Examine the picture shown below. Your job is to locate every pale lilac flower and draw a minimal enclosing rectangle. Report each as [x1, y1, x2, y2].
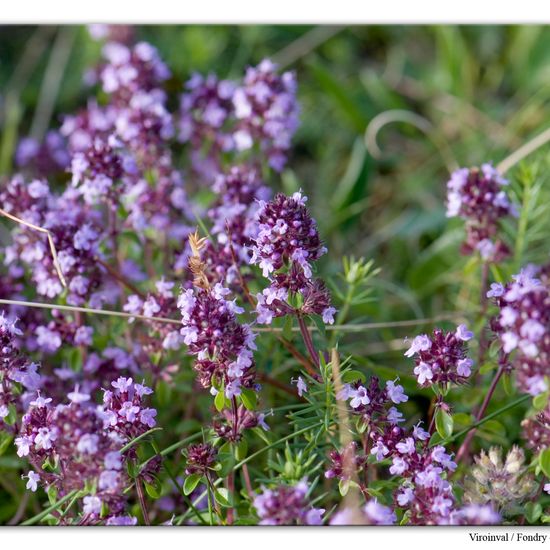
[292, 376, 308, 397]
[414, 362, 434, 385]
[389, 456, 409, 475]
[395, 437, 416, 455]
[457, 358, 473, 377]
[349, 386, 370, 409]
[83, 495, 102, 515]
[363, 500, 396, 525]
[404, 334, 431, 357]
[386, 379, 408, 404]
[456, 324, 474, 341]
[24, 471, 40, 492]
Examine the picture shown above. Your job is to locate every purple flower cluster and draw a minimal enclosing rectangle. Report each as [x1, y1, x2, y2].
[1, 177, 114, 306]
[487, 267, 550, 396]
[16, 389, 131, 523]
[184, 442, 218, 476]
[195, 165, 270, 287]
[102, 376, 157, 441]
[404, 325, 474, 387]
[446, 164, 517, 261]
[233, 59, 299, 172]
[253, 480, 324, 525]
[179, 59, 298, 175]
[0, 313, 41, 424]
[16, 131, 70, 176]
[124, 278, 183, 353]
[61, 41, 190, 240]
[250, 191, 336, 325]
[178, 283, 257, 397]
[522, 403, 550, 453]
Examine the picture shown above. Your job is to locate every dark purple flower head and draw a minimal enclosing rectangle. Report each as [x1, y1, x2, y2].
[184, 442, 218, 476]
[179, 284, 256, 395]
[446, 164, 517, 261]
[404, 325, 474, 387]
[251, 191, 326, 278]
[324, 441, 367, 481]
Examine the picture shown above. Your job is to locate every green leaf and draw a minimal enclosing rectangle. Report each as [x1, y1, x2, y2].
[525, 502, 543, 524]
[282, 315, 293, 340]
[214, 452, 234, 478]
[183, 474, 203, 496]
[533, 392, 549, 411]
[144, 478, 162, 499]
[0, 432, 13, 456]
[342, 370, 366, 384]
[214, 390, 226, 412]
[240, 389, 257, 411]
[338, 478, 349, 496]
[539, 448, 550, 478]
[235, 438, 248, 461]
[214, 487, 232, 508]
[435, 409, 453, 439]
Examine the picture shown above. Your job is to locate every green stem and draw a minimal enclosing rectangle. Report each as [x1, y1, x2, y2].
[21, 489, 79, 526]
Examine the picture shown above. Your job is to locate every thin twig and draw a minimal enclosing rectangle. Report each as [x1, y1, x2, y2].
[0, 298, 467, 333]
[0, 208, 66, 287]
[497, 127, 550, 174]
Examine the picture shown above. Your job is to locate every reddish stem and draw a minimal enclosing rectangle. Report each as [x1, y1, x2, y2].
[456, 365, 505, 463]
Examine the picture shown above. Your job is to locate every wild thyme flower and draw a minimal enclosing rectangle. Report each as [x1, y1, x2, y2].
[233, 59, 299, 171]
[253, 479, 324, 525]
[463, 446, 536, 516]
[16, 391, 130, 521]
[198, 165, 270, 287]
[70, 135, 127, 205]
[405, 325, 474, 388]
[184, 442, 218, 476]
[99, 41, 170, 101]
[178, 284, 257, 396]
[124, 278, 183, 353]
[0, 313, 42, 426]
[488, 267, 550, 396]
[15, 130, 69, 176]
[178, 73, 236, 178]
[445, 164, 517, 261]
[250, 191, 335, 325]
[522, 404, 550, 452]
[102, 376, 157, 441]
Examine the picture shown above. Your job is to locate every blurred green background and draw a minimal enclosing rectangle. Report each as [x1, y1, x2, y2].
[1, 24, 549, 370]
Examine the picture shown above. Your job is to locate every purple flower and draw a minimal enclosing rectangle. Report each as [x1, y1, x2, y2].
[363, 500, 396, 525]
[404, 334, 431, 357]
[292, 376, 308, 397]
[386, 379, 408, 404]
[349, 386, 370, 409]
[83, 495, 102, 515]
[389, 456, 409, 475]
[24, 471, 40, 492]
[99, 470, 120, 491]
[414, 362, 434, 385]
[139, 408, 157, 428]
[456, 324, 473, 341]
